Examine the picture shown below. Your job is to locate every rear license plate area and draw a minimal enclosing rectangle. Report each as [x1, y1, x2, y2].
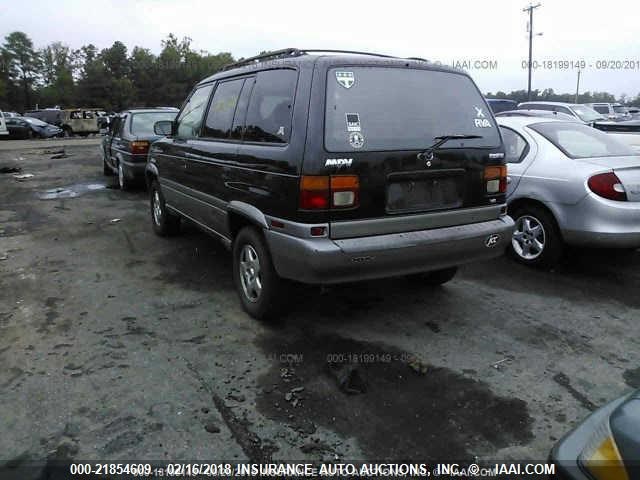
[386, 172, 464, 213]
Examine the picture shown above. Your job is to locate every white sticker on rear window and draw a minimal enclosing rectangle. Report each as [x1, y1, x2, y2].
[345, 113, 361, 132]
[349, 132, 364, 148]
[336, 71, 355, 89]
[474, 106, 491, 127]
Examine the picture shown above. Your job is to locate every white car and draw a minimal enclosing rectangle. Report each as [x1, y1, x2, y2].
[0, 111, 8, 136]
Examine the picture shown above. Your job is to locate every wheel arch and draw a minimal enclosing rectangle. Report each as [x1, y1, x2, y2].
[508, 197, 564, 240]
[227, 201, 269, 241]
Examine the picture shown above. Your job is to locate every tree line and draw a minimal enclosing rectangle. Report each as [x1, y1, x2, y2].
[0, 31, 234, 112]
[1, 30, 638, 113]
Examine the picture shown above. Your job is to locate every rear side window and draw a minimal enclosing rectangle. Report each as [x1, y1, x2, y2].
[530, 122, 634, 158]
[176, 84, 214, 138]
[131, 112, 178, 136]
[500, 126, 529, 163]
[244, 69, 297, 144]
[325, 67, 501, 152]
[202, 79, 244, 139]
[592, 105, 608, 114]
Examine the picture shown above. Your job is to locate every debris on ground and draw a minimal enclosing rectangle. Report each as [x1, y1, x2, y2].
[110, 218, 121, 224]
[407, 358, 429, 375]
[204, 422, 221, 434]
[50, 148, 69, 159]
[0, 166, 21, 174]
[491, 358, 510, 370]
[327, 363, 367, 395]
[43, 148, 65, 155]
[13, 173, 34, 181]
[0, 253, 8, 261]
[227, 393, 246, 403]
[299, 438, 333, 455]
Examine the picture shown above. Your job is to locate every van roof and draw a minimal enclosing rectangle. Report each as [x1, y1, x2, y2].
[197, 48, 465, 85]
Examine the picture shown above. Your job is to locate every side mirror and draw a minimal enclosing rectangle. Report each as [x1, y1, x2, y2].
[154, 120, 173, 136]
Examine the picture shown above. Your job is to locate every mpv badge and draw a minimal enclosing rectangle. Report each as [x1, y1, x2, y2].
[485, 234, 501, 248]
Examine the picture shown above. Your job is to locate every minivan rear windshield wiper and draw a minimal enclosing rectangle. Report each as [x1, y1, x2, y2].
[426, 134, 483, 152]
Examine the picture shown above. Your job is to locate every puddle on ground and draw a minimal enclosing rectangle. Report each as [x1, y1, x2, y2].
[256, 331, 533, 461]
[37, 183, 106, 200]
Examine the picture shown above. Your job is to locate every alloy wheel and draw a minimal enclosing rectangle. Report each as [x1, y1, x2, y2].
[512, 215, 546, 260]
[239, 244, 262, 302]
[152, 190, 162, 226]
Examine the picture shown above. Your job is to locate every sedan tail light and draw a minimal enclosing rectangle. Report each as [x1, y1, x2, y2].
[588, 172, 627, 201]
[131, 140, 150, 155]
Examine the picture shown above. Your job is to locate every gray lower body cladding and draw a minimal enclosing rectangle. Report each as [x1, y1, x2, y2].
[266, 216, 515, 284]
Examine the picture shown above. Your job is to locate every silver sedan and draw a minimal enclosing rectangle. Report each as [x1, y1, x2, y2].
[497, 116, 640, 267]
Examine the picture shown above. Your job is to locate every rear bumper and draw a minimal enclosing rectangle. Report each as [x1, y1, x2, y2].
[265, 216, 514, 284]
[560, 193, 640, 248]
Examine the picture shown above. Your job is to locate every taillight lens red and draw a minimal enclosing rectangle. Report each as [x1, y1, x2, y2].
[299, 175, 359, 210]
[484, 165, 507, 194]
[131, 140, 150, 154]
[588, 172, 627, 201]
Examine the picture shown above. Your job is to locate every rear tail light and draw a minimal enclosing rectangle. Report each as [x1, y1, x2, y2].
[588, 172, 627, 201]
[484, 165, 507, 194]
[299, 175, 359, 210]
[131, 140, 150, 154]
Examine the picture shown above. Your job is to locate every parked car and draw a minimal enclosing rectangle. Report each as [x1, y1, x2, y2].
[496, 109, 578, 122]
[24, 109, 62, 127]
[20, 116, 63, 138]
[2, 117, 33, 139]
[628, 106, 640, 119]
[515, 103, 640, 153]
[101, 108, 178, 189]
[517, 101, 606, 124]
[584, 102, 630, 121]
[0, 111, 7, 137]
[146, 48, 514, 319]
[498, 116, 640, 267]
[486, 98, 517, 114]
[551, 389, 639, 480]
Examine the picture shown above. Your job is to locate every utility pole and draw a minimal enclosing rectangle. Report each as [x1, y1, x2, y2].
[524, 3, 542, 101]
[575, 69, 581, 104]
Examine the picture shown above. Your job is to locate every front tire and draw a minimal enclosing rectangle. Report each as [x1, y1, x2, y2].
[232, 227, 284, 320]
[509, 204, 563, 268]
[149, 180, 180, 236]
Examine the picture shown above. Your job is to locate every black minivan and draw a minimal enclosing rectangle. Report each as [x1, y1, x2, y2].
[146, 49, 514, 319]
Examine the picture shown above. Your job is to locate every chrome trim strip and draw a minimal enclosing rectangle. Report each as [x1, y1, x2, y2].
[330, 205, 506, 239]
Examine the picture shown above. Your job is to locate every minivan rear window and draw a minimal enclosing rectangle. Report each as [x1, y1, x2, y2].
[325, 67, 500, 152]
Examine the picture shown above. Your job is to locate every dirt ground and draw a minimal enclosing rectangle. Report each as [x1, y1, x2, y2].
[1, 141, 639, 470]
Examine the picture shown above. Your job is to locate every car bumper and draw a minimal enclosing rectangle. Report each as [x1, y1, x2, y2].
[550, 394, 632, 480]
[560, 193, 640, 248]
[265, 216, 514, 284]
[120, 156, 147, 179]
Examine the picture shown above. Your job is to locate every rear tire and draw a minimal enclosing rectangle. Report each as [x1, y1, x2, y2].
[150, 180, 181, 236]
[509, 204, 563, 268]
[118, 162, 132, 190]
[233, 227, 284, 320]
[406, 266, 458, 285]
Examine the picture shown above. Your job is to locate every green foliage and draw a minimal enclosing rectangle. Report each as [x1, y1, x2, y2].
[0, 32, 236, 112]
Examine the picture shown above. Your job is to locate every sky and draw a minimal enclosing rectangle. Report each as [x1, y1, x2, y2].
[1, 0, 639, 97]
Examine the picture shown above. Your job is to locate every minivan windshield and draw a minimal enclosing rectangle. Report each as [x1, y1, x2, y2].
[131, 111, 178, 136]
[530, 121, 635, 158]
[325, 67, 501, 152]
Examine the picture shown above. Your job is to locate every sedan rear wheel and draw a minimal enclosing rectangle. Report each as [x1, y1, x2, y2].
[509, 204, 563, 268]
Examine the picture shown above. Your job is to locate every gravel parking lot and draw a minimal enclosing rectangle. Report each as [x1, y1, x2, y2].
[1, 141, 639, 468]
